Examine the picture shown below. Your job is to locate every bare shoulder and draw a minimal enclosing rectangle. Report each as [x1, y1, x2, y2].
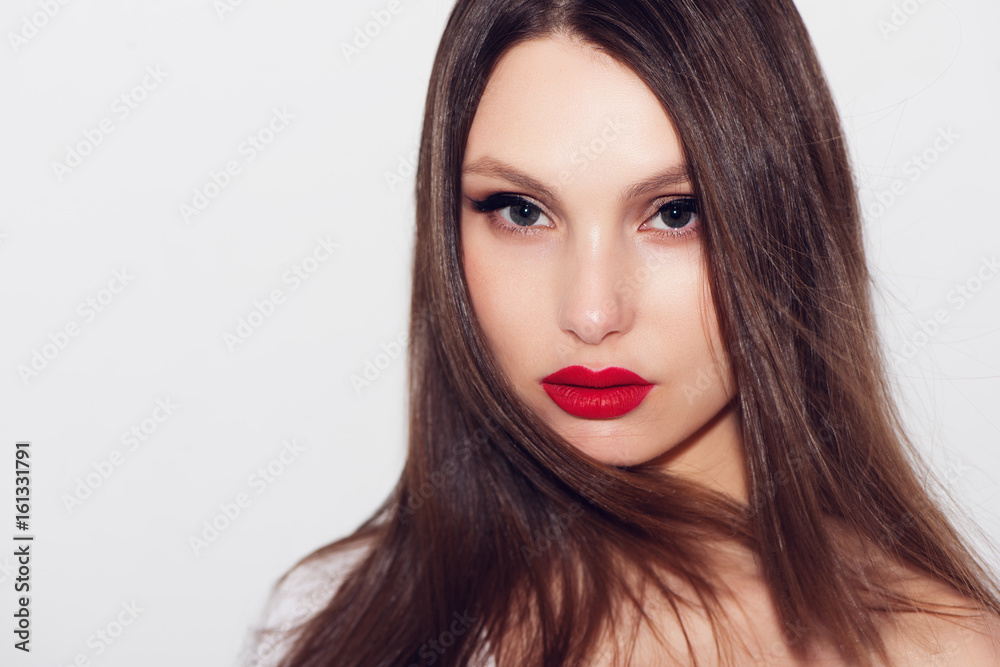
[820, 518, 1000, 665]
[878, 570, 1000, 666]
[239, 536, 376, 667]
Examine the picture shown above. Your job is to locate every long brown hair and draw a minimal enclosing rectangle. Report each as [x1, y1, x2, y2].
[262, 0, 1000, 664]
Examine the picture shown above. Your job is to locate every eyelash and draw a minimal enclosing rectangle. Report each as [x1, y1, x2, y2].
[468, 193, 701, 240]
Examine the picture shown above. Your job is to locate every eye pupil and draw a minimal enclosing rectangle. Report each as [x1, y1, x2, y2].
[660, 201, 694, 229]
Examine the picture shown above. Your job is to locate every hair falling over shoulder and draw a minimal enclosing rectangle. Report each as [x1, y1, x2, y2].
[265, 1, 1000, 665]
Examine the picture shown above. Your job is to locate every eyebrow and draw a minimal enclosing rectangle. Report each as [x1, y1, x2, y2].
[463, 157, 558, 201]
[462, 156, 692, 203]
[620, 163, 693, 201]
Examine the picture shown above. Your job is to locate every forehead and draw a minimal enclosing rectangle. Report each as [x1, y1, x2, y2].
[463, 35, 686, 188]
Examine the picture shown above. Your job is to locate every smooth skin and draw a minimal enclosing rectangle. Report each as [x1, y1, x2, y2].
[460, 31, 744, 504]
[458, 33, 1000, 665]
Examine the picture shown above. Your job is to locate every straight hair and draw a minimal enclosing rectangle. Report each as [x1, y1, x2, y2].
[260, 1, 1000, 664]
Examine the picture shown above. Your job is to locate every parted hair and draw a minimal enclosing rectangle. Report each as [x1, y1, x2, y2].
[259, 1, 1000, 665]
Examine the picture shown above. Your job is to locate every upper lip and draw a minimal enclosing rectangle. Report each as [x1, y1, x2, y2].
[541, 365, 651, 388]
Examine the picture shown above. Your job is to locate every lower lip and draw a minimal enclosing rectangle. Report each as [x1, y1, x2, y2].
[540, 383, 653, 419]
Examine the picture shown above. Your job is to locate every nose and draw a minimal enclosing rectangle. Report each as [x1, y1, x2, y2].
[557, 231, 636, 346]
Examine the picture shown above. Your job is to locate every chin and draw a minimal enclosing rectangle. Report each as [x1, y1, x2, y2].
[539, 414, 679, 468]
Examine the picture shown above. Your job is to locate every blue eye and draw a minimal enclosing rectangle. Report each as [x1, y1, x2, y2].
[471, 193, 552, 229]
[469, 192, 700, 239]
[505, 200, 542, 226]
[652, 198, 698, 230]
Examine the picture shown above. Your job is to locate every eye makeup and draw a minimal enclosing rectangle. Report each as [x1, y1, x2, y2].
[467, 192, 701, 240]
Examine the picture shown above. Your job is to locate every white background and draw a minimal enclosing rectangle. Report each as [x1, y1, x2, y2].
[0, 0, 997, 664]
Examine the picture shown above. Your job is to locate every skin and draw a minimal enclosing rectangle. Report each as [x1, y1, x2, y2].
[459, 33, 745, 504]
[458, 33, 1000, 665]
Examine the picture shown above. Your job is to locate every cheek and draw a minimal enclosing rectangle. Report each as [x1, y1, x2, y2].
[640, 248, 734, 397]
[689, 260, 735, 399]
[461, 222, 548, 371]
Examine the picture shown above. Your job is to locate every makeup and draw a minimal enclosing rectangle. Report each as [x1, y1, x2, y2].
[540, 365, 653, 419]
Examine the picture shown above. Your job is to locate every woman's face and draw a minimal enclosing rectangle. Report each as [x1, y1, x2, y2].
[460, 35, 745, 501]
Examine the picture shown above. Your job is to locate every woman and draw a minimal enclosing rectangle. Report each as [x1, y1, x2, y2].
[242, 0, 1000, 664]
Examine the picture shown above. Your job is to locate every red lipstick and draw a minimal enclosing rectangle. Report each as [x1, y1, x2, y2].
[540, 366, 652, 419]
